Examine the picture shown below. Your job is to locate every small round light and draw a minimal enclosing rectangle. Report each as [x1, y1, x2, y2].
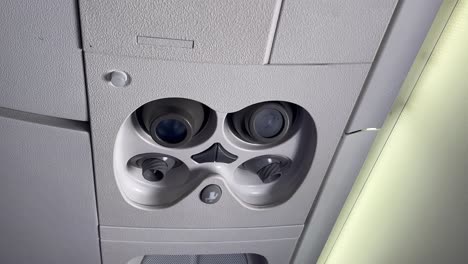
[252, 108, 284, 139]
[154, 119, 188, 144]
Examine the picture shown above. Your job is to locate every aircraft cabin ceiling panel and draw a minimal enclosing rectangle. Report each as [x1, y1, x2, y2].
[85, 53, 370, 228]
[270, 0, 397, 64]
[0, 0, 87, 121]
[345, 0, 444, 132]
[79, 0, 278, 64]
[0, 115, 99, 264]
[79, 0, 397, 65]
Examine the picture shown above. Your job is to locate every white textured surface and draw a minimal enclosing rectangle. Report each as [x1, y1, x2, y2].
[0, 0, 88, 120]
[86, 53, 370, 228]
[0, 116, 99, 264]
[270, 0, 397, 64]
[80, 0, 277, 64]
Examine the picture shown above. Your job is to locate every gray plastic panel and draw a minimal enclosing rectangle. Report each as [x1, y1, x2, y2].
[86, 53, 370, 228]
[140, 253, 265, 264]
[345, 0, 443, 132]
[270, 0, 397, 64]
[0, 0, 88, 120]
[79, 0, 278, 64]
[292, 130, 378, 264]
[114, 108, 316, 208]
[0, 116, 100, 263]
[102, 239, 297, 264]
[100, 225, 303, 243]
